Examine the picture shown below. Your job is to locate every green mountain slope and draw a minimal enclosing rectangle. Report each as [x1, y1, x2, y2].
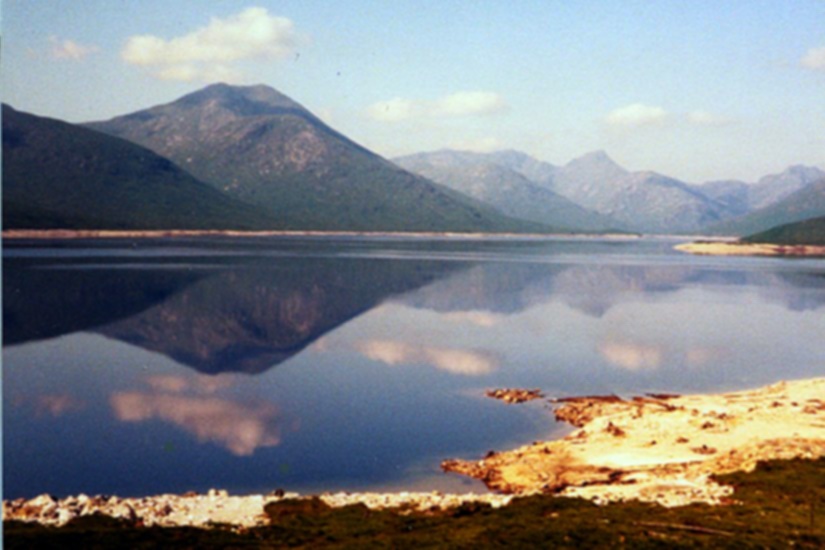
[708, 179, 825, 236]
[2, 105, 278, 230]
[87, 83, 552, 233]
[742, 215, 825, 245]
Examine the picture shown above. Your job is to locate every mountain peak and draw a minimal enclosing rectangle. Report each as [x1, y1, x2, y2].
[173, 82, 309, 117]
[562, 150, 627, 180]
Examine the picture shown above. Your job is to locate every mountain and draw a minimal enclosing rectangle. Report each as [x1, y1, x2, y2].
[692, 180, 750, 217]
[2, 105, 284, 230]
[548, 151, 730, 234]
[393, 150, 619, 232]
[747, 165, 825, 211]
[742, 216, 825, 246]
[710, 179, 825, 236]
[87, 83, 547, 233]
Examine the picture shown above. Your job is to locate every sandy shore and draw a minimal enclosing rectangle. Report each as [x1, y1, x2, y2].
[676, 241, 825, 257]
[443, 378, 825, 507]
[4, 378, 823, 528]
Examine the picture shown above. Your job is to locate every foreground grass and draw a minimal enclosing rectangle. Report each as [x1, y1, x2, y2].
[5, 458, 824, 549]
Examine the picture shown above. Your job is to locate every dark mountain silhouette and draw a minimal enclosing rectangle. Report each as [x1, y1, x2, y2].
[2, 105, 277, 230]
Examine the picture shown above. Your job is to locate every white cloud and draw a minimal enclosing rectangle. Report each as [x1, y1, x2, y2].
[121, 7, 301, 82]
[605, 103, 669, 128]
[801, 46, 825, 70]
[356, 340, 499, 376]
[367, 91, 507, 122]
[50, 37, 98, 60]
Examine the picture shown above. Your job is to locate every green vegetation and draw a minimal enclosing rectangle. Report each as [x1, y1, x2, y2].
[742, 215, 825, 246]
[5, 457, 824, 548]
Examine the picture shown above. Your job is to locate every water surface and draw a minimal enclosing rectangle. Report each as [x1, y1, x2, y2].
[4, 236, 825, 498]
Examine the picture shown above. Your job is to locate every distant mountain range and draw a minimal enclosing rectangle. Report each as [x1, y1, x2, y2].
[394, 150, 619, 232]
[396, 148, 825, 235]
[3, 83, 824, 236]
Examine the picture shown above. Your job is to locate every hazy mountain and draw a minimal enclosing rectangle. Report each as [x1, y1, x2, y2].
[742, 215, 825, 246]
[394, 150, 619, 232]
[548, 151, 730, 234]
[747, 165, 825, 210]
[709, 179, 825, 236]
[2, 105, 279, 230]
[692, 180, 750, 217]
[87, 84, 546, 233]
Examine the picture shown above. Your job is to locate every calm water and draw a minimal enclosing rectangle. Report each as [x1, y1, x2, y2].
[4, 236, 825, 499]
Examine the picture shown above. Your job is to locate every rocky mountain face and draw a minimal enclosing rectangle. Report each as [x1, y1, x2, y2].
[1, 104, 278, 230]
[546, 152, 731, 234]
[396, 149, 732, 234]
[87, 84, 543, 233]
[394, 150, 618, 232]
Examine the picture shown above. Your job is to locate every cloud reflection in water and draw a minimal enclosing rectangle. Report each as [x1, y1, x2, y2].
[110, 374, 284, 456]
[356, 340, 499, 376]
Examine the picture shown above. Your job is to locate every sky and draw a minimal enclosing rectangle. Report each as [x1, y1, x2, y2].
[3, 0, 824, 183]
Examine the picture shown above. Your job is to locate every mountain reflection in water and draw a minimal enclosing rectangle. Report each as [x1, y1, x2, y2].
[4, 237, 825, 376]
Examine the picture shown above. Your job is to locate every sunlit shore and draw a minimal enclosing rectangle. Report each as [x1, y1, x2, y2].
[444, 377, 825, 507]
[5, 377, 823, 529]
[676, 241, 825, 257]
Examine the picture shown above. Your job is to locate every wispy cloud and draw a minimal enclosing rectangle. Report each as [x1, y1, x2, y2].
[801, 46, 825, 71]
[50, 37, 98, 60]
[605, 103, 669, 128]
[121, 7, 302, 82]
[356, 340, 499, 376]
[367, 91, 507, 122]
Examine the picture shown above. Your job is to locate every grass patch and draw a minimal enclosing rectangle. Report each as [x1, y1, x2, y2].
[5, 457, 824, 548]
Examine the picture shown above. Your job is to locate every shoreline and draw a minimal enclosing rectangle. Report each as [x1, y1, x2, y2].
[675, 241, 825, 257]
[1, 228, 638, 241]
[4, 377, 823, 529]
[444, 377, 825, 507]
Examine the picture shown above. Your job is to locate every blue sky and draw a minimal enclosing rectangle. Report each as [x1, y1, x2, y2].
[3, 1, 824, 182]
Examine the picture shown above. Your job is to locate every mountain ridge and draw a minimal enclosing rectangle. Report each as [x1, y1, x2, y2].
[87, 84, 552, 234]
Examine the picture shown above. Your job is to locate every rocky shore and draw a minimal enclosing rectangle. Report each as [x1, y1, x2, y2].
[2, 490, 513, 529]
[5, 378, 823, 530]
[443, 378, 825, 507]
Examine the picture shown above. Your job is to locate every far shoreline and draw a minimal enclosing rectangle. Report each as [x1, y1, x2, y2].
[1, 228, 642, 241]
[675, 241, 825, 258]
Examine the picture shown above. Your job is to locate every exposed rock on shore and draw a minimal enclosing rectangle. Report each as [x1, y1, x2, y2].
[443, 378, 825, 507]
[485, 388, 544, 404]
[2, 490, 513, 529]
